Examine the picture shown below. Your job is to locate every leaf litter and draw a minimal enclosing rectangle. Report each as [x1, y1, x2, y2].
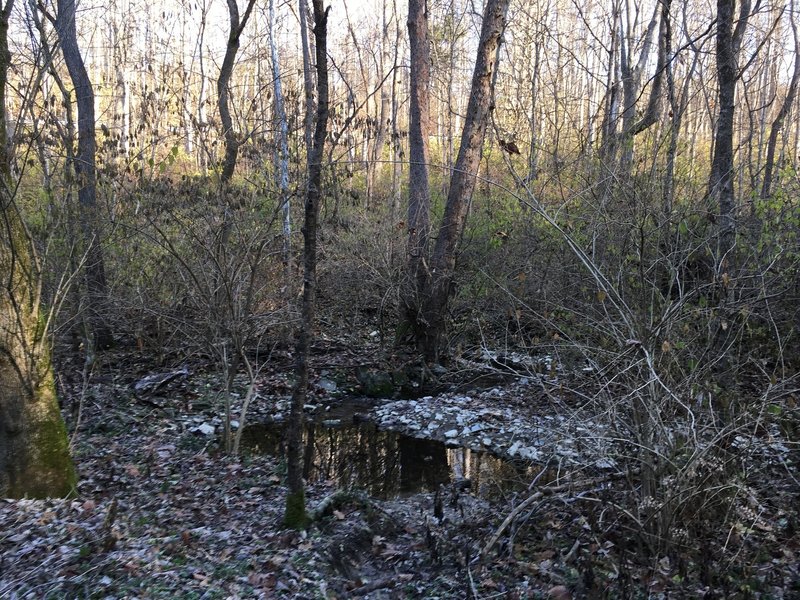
[1, 345, 799, 598]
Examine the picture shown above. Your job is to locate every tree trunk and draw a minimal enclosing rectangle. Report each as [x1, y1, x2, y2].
[1, 0, 76, 498]
[197, 0, 209, 170]
[709, 0, 749, 271]
[366, 2, 393, 203]
[55, 0, 113, 350]
[761, 0, 799, 200]
[217, 0, 257, 185]
[284, 0, 329, 529]
[416, 0, 511, 362]
[269, 0, 291, 276]
[0, 0, 9, 177]
[299, 0, 315, 151]
[403, 0, 432, 340]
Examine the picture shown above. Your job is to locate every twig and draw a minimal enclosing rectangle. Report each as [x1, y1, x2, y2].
[467, 562, 480, 598]
[351, 574, 412, 596]
[69, 356, 94, 450]
[563, 536, 581, 563]
[480, 475, 617, 560]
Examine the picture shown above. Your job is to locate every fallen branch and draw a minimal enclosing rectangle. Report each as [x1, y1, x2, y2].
[310, 489, 370, 522]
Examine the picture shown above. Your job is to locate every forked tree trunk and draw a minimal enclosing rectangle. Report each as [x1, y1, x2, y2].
[284, 0, 329, 529]
[218, 0, 257, 185]
[55, 0, 113, 350]
[1, 0, 76, 498]
[413, 0, 511, 362]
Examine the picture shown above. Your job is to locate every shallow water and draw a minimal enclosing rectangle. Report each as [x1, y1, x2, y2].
[240, 415, 540, 499]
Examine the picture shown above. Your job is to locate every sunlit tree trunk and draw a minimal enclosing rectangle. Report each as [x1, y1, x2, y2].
[389, 0, 403, 220]
[414, 0, 511, 361]
[366, 1, 393, 203]
[197, 0, 210, 170]
[299, 0, 315, 151]
[269, 0, 291, 274]
[284, 0, 329, 529]
[0, 0, 76, 499]
[761, 0, 800, 199]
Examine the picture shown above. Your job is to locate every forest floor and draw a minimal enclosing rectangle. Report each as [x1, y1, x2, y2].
[1, 337, 799, 599]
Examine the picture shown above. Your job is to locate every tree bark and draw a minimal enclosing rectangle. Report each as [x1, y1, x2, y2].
[1, 0, 76, 498]
[403, 0, 432, 339]
[415, 0, 511, 362]
[761, 0, 799, 199]
[269, 0, 291, 275]
[55, 0, 113, 350]
[284, 0, 329, 529]
[218, 0, 257, 185]
[366, 2, 393, 203]
[299, 0, 315, 151]
[709, 0, 749, 270]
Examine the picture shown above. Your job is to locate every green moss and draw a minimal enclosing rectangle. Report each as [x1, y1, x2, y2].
[8, 366, 77, 499]
[283, 490, 310, 529]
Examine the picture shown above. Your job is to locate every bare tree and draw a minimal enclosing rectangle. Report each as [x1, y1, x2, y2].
[269, 0, 291, 273]
[411, 0, 512, 362]
[52, 0, 113, 350]
[299, 0, 315, 150]
[709, 0, 750, 271]
[218, 0, 257, 185]
[761, 0, 800, 199]
[402, 0, 432, 338]
[284, 0, 329, 529]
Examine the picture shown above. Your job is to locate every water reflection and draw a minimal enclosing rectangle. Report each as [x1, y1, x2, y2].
[240, 421, 538, 498]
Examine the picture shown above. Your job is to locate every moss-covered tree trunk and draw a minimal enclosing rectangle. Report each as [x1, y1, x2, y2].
[0, 0, 76, 498]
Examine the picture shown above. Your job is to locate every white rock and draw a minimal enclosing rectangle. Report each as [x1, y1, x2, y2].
[196, 423, 215, 436]
[518, 447, 540, 461]
[444, 429, 459, 438]
[482, 437, 492, 446]
[317, 378, 338, 392]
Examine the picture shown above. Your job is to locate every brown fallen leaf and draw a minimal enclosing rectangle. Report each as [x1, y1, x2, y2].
[547, 585, 572, 600]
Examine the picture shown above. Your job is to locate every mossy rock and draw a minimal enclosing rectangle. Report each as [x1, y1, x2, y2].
[355, 367, 395, 398]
